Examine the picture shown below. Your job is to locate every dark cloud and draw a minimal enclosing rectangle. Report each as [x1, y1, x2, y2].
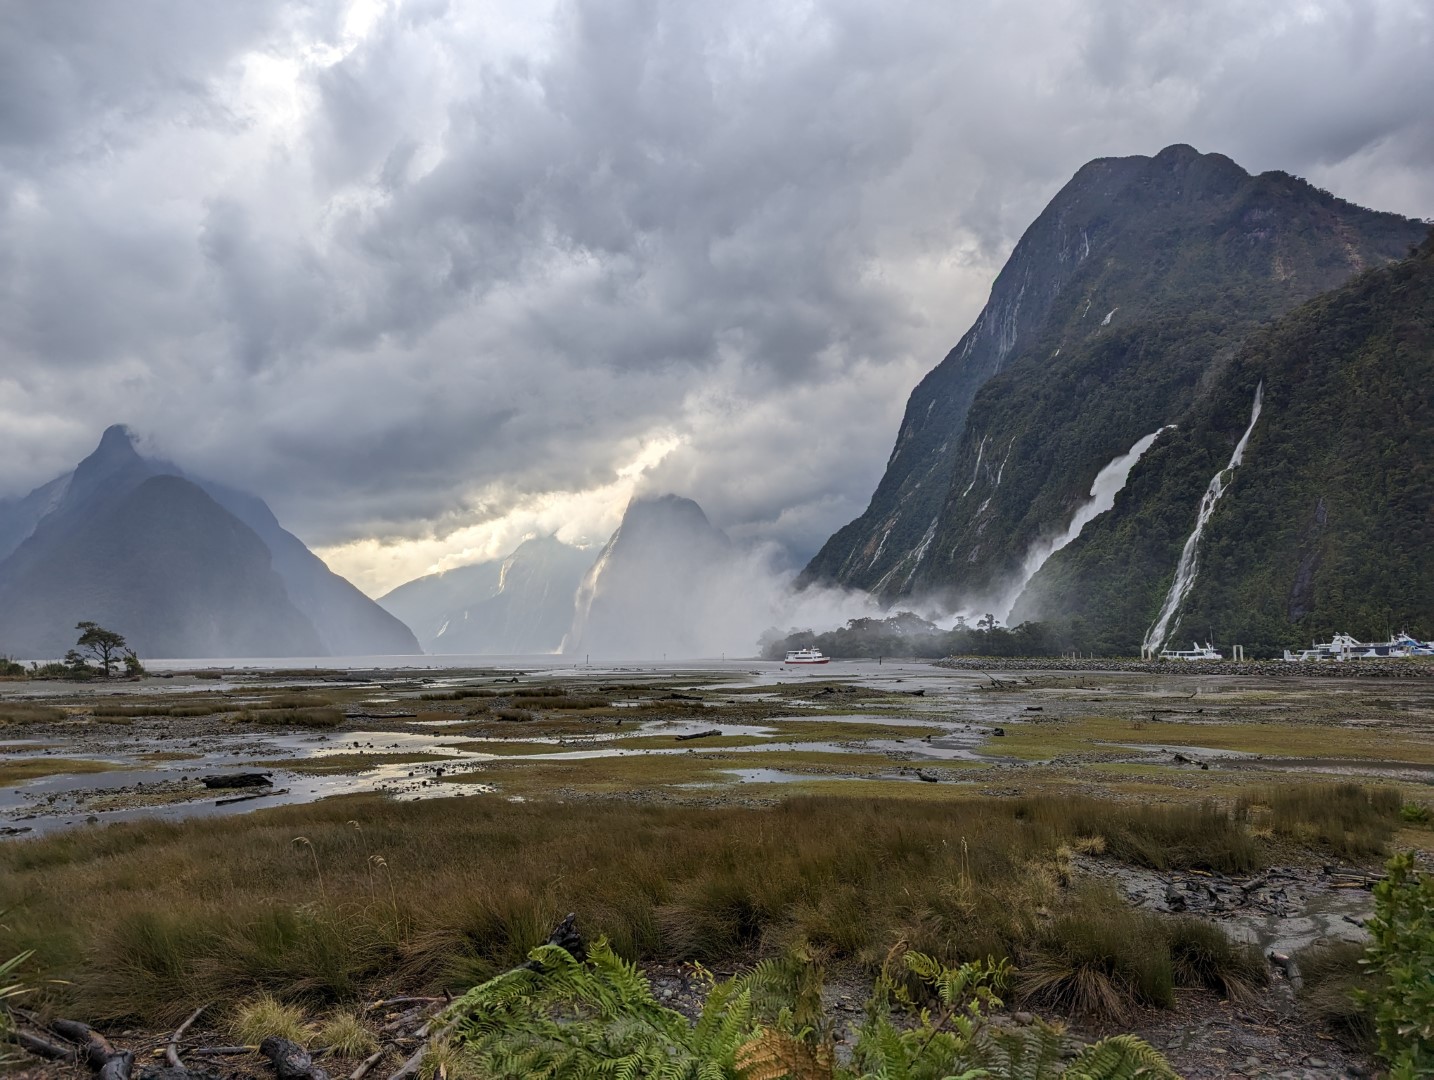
[1, 0, 1430, 592]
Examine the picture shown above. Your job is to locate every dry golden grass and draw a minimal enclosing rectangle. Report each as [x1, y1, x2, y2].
[0, 784, 1403, 1025]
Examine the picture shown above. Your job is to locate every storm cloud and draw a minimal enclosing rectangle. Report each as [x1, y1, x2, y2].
[2, 0, 1430, 594]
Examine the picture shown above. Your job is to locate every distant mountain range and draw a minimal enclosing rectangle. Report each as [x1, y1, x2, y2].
[0, 426, 419, 660]
[378, 536, 593, 655]
[800, 144, 1431, 653]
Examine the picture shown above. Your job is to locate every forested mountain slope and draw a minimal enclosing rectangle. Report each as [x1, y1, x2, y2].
[800, 145, 1425, 628]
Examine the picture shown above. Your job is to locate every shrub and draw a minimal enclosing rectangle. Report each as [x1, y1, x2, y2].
[1400, 803, 1430, 825]
[1357, 853, 1434, 1076]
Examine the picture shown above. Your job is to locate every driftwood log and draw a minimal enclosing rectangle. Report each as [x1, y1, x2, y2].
[200, 772, 273, 790]
[50, 1019, 135, 1080]
[259, 1036, 329, 1080]
[674, 729, 721, 742]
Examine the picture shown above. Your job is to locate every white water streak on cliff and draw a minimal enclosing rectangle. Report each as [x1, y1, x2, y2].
[961, 434, 990, 498]
[994, 425, 1174, 622]
[1143, 383, 1265, 653]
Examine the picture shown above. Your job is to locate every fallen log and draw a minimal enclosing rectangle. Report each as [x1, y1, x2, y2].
[200, 773, 273, 790]
[11, 1028, 75, 1061]
[259, 1036, 329, 1080]
[215, 788, 289, 807]
[366, 997, 444, 1012]
[674, 729, 722, 742]
[49, 1019, 134, 1080]
[349, 1045, 388, 1080]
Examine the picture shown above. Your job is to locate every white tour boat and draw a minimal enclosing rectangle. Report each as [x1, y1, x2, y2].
[1158, 642, 1223, 661]
[1283, 632, 1434, 661]
[784, 647, 830, 665]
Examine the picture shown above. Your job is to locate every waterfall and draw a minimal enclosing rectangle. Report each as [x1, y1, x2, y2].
[1143, 383, 1264, 653]
[994, 425, 1174, 622]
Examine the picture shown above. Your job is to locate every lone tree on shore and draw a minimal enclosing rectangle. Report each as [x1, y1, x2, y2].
[66, 621, 138, 679]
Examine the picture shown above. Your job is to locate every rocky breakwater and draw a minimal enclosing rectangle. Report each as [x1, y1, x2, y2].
[937, 656, 1434, 678]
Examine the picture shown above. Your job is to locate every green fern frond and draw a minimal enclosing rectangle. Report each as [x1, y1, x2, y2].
[1063, 1034, 1179, 1079]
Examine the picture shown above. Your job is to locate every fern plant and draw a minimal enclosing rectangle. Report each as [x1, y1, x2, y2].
[439, 933, 1180, 1080]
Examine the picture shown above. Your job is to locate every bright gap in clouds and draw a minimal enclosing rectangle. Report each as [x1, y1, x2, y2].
[316, 433, 682, 596]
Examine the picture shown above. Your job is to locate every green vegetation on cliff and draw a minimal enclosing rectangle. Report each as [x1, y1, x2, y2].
[1027, 230, 1434, 653]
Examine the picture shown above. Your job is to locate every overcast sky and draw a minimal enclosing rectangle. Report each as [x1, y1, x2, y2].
[2, 0, 1431, 595]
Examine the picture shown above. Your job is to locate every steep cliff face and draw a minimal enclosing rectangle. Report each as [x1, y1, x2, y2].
[801, 145, 1426, 622]
[1020, 232, 1434, 652]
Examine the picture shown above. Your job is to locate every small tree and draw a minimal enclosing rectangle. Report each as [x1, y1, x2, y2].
[70, 622, 131, 679]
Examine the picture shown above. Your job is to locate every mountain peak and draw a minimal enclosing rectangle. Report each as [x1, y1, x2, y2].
[92, 424, 141, 463]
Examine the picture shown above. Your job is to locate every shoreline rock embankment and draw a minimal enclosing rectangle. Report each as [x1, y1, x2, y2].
[936, 656, 1434, 678]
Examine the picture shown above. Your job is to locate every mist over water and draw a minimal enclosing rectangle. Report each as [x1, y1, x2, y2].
[566, 534, 880, 660]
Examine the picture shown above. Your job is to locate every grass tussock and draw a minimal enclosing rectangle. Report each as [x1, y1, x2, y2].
[1164, 916, 1266, 1001]
[238, 707, 345, 729]
[491, 708, 532, 723]
[232, 992, 311, 1045]
[0, 785, 1394, 1026]
[316, 1009, 377, 1056]
[1296, 939, 1377, 1049]
[0, 703, 67, 726]
[1017, 895, 1175, 1018]
[1237, 783, 1403, 860]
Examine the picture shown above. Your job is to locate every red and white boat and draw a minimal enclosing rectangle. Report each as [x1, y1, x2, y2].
[784, 647, 829, 665]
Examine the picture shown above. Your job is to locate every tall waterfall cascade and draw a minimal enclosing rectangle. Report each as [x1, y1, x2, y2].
[1143, 383, 1265, 653]
[993, 425, 1175, 622]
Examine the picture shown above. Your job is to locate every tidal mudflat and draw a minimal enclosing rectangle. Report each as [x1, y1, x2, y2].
[2, 659, 1431, 1079]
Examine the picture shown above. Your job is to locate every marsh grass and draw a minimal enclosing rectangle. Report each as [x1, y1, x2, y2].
[1012, 796, 1262, 872]
[265, 694, 337, 710]
[0, 786, 1399, 1026]
[513, 695, 608, 710]
[1237, 783, 1403, 860]
[0, 758, 121, 785]
[91, 700, 230, 718]
[0, 703, 66, 725]
[419, 689, 497, 701]
[238, 707, 345, 729]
